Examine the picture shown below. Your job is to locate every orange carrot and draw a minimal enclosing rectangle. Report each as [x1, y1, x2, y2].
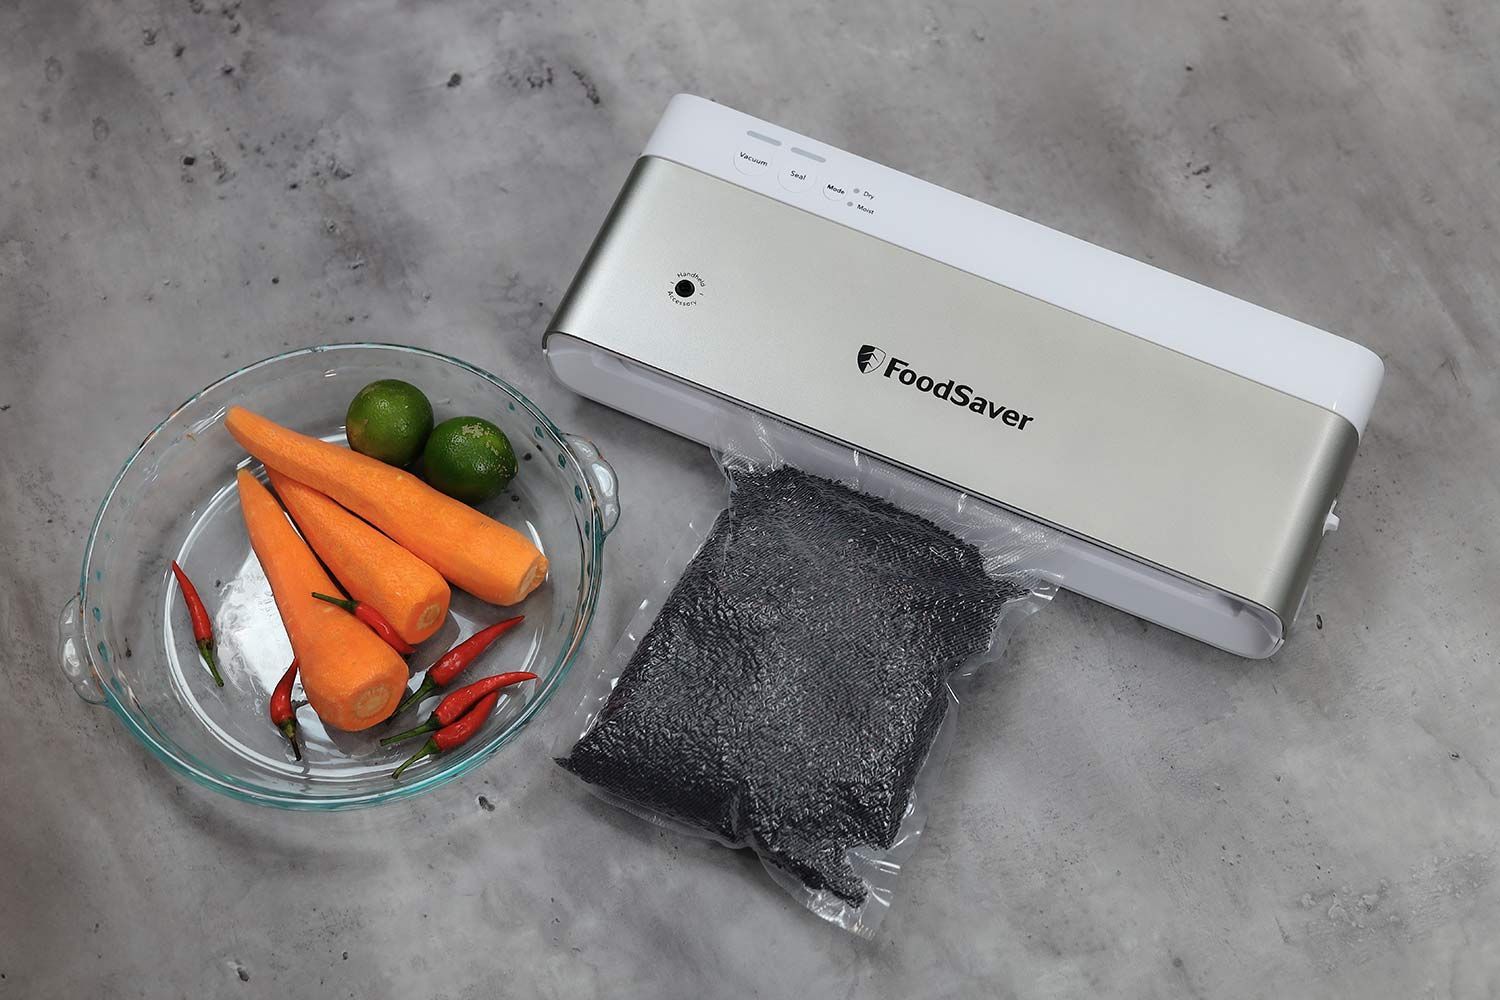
[235, 469, 409, 732]
[227, 407, 547, 605]
[268, 470, 451, 645]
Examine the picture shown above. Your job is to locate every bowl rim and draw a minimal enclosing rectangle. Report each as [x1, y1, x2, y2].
[77, 342, 610, 809]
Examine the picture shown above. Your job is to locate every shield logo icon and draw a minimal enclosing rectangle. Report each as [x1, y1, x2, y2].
[856, 345, 886, 374]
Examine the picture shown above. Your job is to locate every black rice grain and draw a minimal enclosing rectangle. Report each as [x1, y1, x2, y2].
[559, 466, 1019, 906]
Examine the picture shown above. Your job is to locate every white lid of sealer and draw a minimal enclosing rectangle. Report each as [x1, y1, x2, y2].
[644, 94, 1385, 436]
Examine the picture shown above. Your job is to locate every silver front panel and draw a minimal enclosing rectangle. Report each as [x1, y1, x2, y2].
[547, 157, 1360, 626]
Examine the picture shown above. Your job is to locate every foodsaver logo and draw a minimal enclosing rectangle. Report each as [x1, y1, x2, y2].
[855, 345, 1034, 430]
[856, 345, 887, 373]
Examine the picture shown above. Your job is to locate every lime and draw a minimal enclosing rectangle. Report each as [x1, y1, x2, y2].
[421, 416, 516, 504]
[345, 379, 434, 466]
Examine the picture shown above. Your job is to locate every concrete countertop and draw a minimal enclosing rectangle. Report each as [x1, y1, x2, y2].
[2, 1, 1496, 996]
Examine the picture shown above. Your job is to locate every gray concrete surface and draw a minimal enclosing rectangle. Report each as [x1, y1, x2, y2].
[2, 0, 1497, 996]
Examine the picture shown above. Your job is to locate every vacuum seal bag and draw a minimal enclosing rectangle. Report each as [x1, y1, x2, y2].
[555, 416, 1057, 936]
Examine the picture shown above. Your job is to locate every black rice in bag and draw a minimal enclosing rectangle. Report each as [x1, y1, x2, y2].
[558, 466, 1021, 907]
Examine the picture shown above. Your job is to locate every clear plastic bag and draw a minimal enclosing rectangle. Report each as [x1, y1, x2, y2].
[555, 414, 1058, 936]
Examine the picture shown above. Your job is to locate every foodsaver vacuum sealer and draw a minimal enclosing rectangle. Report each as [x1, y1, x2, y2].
[544, 95, 1383, 658]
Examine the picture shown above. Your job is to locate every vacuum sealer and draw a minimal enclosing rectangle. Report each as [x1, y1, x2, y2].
[544, 94, 1383, 658]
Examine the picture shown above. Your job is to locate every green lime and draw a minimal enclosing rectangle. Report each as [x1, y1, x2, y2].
[345, 379, 434, 466]
[421, 416, 516, 504]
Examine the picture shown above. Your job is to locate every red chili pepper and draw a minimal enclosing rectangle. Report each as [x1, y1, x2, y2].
[391, 690, 501, 780]
[379, 671, 536, 747]
[310, 592, 415, 655]
[270, 658, 301, 760]
[170, 560, 223, 687]
[392, 615, 524, 717]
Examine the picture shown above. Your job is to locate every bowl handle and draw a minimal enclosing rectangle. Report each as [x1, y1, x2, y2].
[59, 594, 107, 705]
[564, 434, 620, 539]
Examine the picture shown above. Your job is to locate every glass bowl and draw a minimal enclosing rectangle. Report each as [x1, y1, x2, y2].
[58, 344, 619, 809]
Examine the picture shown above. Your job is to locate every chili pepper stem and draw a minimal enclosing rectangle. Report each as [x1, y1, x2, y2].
[278, 719, 302, 760]
[311, 592, 357, 613]
[197, 638, 224, 687]
[392, 738, 439, 780]
[379, 718, 439, 747]
[393, 677, 436, 718]
[311, 592, 414, 655]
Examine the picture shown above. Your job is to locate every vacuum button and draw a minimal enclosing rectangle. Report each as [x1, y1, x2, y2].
[733, 148, 773, 175]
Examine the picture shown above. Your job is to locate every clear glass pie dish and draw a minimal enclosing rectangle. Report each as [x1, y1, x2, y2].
[58, 343, 619, 809]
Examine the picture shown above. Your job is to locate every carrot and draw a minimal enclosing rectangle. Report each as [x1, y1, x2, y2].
[235, 469, 409, 732]
[226, 407, 547, 606]
[268, 470, 451, 645]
